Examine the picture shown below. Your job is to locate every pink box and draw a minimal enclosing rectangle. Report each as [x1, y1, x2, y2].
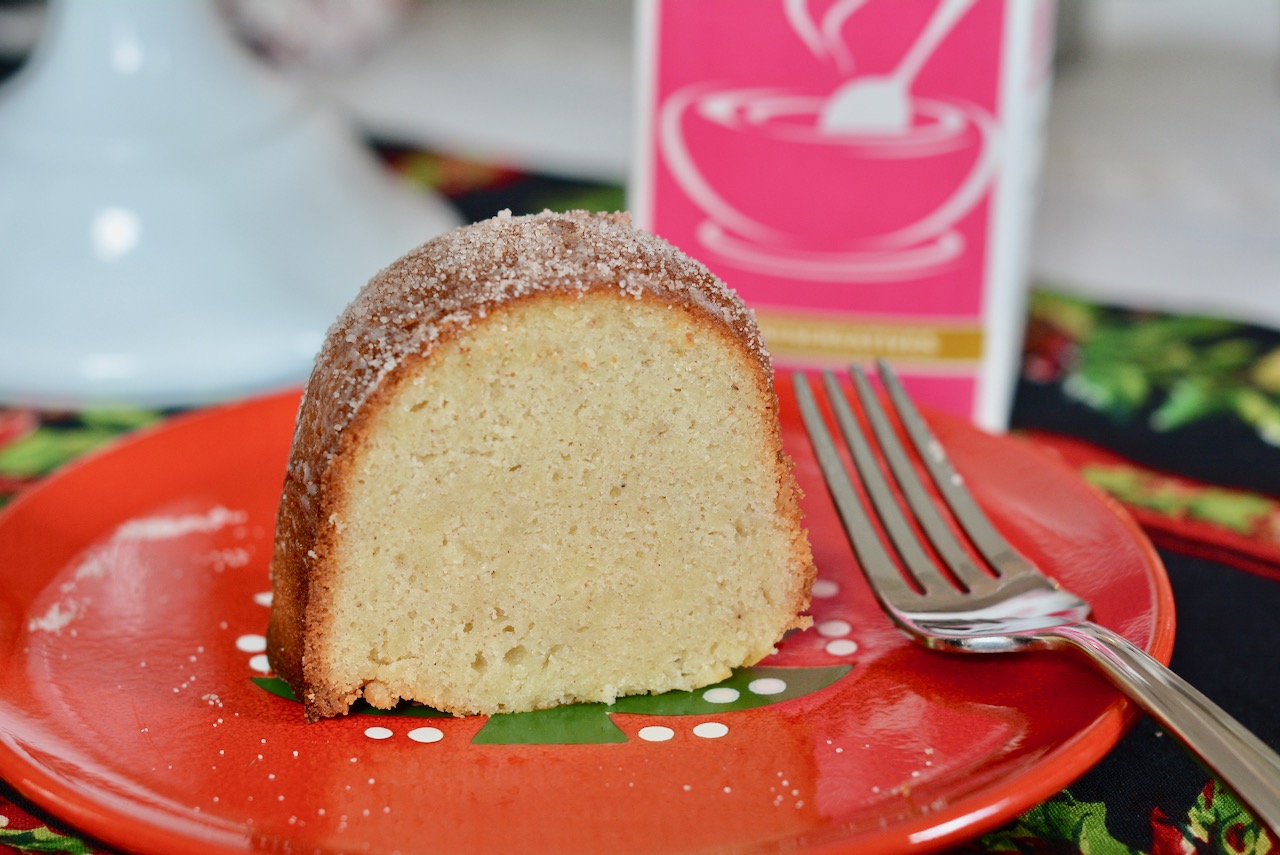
[632, 0, 1056, 428]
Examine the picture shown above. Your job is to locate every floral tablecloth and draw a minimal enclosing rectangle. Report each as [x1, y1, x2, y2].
[0, 147, 1277, 854]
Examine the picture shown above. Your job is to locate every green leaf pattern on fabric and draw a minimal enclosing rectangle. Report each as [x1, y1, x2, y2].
[0, 427, 125, 478]
[0, 408, 165, 508]
[0, 410, 162, 481]
[1028, 290, 1280, 444]
[972, 784, 1274, 854]
[1184, 782, 1275, 855]
[974, 792, 1140, 855]
[0, 824, 93, 854]
[1081, 463, 1277, 538]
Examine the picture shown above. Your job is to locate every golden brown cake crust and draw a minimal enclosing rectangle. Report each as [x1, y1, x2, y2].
[266, 209, 809, 720]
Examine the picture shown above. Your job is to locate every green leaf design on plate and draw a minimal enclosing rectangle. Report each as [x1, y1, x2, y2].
[474, 665, 850, 744]
[608, 665, 850, 716]
[252, 676, 296, 700]
[473, 703, 628, 745]
[255, 665, 852, 744]
[0, 825, 94, 854]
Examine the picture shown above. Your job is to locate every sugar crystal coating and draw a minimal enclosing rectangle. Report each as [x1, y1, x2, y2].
[295, 209, 769, 472]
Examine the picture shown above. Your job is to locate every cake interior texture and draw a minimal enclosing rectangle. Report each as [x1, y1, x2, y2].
[319, 290, 810, 715]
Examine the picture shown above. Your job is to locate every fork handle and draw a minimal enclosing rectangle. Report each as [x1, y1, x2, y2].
[1050, 621, 1280, 832]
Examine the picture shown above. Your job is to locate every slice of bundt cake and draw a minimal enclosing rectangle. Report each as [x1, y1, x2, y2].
[267, 209, 814, 721]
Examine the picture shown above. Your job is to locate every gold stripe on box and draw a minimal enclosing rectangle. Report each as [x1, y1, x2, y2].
[756, 311, 985, 363]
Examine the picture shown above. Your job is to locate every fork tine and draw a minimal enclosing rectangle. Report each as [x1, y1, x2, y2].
[792, 372, 917, 604]
[873, 360, 1037, 581]
[819, 370, 959, 598]
[849, 364, 996, 593]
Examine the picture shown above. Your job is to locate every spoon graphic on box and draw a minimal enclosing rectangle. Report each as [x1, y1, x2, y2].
[820, 0, 977, 134]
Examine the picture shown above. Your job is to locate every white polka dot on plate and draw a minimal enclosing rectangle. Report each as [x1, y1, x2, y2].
[825, 638, 859, 656]
[638, 726, 675, 742]
[364, 726, 393, 740]
[692, 722, 729, 739]
[817, 620, 852, 638]
[748, 677, 786, 696]
[248, 654, 270, 674]
[253, 591, 273, 607]
[235, 634, 267, 653]
[408, 727, 444, 744]
[811, 579, 839, 599]
[702, 687, 740, 704]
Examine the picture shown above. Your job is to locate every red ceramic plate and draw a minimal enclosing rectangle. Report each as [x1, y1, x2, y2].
[0, 375, 1174, 855]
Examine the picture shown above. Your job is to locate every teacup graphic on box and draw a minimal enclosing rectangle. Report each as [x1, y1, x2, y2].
[658, 0, 999, 283]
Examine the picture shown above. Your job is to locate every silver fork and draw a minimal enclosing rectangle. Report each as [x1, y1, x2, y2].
[794, 361, 1280, 832]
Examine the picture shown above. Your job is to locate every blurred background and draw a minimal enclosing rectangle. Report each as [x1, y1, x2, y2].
[3, 0, 1276, 299]
[0, 0, 1277, 403]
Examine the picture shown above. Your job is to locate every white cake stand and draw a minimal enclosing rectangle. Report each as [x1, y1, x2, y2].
[0, 0, 460, 408]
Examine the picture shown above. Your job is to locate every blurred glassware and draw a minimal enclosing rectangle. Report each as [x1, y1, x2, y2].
[0, 0, 459, 408]
[218, 0, 415, 73]
[307, 0, 633, 183]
